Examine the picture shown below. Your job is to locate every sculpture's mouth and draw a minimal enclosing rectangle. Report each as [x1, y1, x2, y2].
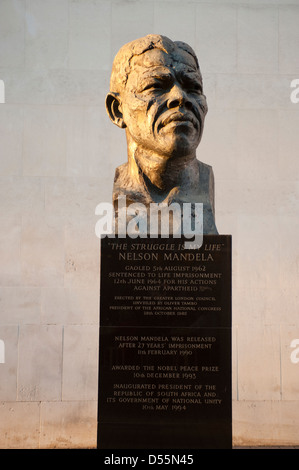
[159, 112, 199, 131]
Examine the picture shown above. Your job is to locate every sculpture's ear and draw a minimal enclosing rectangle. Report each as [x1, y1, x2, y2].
[105, 92, 126, 129]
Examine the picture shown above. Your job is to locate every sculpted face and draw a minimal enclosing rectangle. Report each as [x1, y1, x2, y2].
[112, 47, 207, 160]
[107, 37, 217, 234]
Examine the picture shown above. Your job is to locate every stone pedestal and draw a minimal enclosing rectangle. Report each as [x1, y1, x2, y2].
[97, 235, 232, 449]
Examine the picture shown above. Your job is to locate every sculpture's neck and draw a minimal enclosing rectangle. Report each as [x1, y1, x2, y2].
[127, 141, 197, 194]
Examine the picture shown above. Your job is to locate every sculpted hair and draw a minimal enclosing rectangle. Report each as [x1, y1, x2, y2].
[109, 34, 201, 94]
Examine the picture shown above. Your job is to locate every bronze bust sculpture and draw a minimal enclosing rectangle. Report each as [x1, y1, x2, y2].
[106, 34, 218, 235]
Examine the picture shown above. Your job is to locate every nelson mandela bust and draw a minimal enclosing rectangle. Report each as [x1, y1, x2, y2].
[105, 34, 218, 235]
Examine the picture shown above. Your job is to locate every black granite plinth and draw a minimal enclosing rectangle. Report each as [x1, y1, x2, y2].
[98, 235, 232, 449]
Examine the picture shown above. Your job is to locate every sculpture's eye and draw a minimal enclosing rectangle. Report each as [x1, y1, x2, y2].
[186, 83, 202, 95]
[145, 83, 163, 91]
[179, 73, 203, 95]
[141, 77, 172, 93]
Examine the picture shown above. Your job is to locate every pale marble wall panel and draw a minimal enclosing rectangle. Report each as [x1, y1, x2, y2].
[200, 73, 217, 110]
[40, 400, 97, 449]
[0, 287, 41, 324]
[232, 325, 238, 401]
[270, 285, 299, 326]
[214, 179, 240, 218]
[0, 326, 18, 400]
[64, 218, 100, 290]
[45, 70, 109, 106]
[21, 214, 65, 287]
[18, 324, 63, 401]
[235, 216, 280, 293]
[199, 108, 238, 182]
[44, 177, 102, 218]
[25, 0, 69, 69]
[278, 110, 299, 182]
[279, 6, 299, 74]
[278, 216, 299, 296]
[233, 401, 281, 446]
[154, 2, 196, 47]
[0, 67, 54, 105]
[62, 325, 99, 401]
[236, 109, 279, 183]
[234, 400, 299, 446]
[0, 0, 25, 31]
[0, 176, 44, 218]
[66, 106, 110, 180]
[233, 287, 286, 328]
[0, 0, 25, 68]
[41, 287, 98, 325]
[23, 105, 68, 177]
[280, 326, 299, 401]
[0, 68, 109, 106]
[0, 44, 17, 77]
[215, 73, 294, 110]
[278, 180, 299, 216]
[0, 215, 21, 286]
[218, 173, 282, 223]
[237, 325, 281, 401]
[0, 401, 40, 449]
[26, 0, 69, 33]
[111, 1, 154, 58]
[276, 401, 299, 445]
[69, 0, 111, 71]
[25, 30, 68, 71]
[0, 105, 23, 176]
[195, 4, 237, 74]
[237, 5, 278, 74]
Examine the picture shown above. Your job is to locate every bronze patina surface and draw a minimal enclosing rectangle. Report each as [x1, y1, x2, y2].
[106, 34, 217, 234]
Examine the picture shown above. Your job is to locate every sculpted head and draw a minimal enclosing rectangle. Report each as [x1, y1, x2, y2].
[106, 34, 208, 164]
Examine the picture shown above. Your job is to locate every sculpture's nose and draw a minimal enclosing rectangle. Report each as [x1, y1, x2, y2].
[167, 84, 192, 110]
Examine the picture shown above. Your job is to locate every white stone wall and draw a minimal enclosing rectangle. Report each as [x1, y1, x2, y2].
[0, 0, 299, 448]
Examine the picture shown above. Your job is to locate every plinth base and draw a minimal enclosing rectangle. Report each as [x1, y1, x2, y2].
[98, 235, 232, 449]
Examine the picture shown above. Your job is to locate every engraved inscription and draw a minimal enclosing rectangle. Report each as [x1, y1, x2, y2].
[100, 237, 231, 328]
[99, 327, 230, 423]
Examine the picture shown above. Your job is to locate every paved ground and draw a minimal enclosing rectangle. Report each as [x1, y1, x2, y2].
[233, 446, 299, 449]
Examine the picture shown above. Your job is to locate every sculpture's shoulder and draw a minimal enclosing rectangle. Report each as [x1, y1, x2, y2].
[197, 159, 214, 177]
[196, 159, 215, 193]
[195, 159, 218, 234]
[113, 162, 135, 192]
[114, 162, 128, 182]
[113, 162, 149, 205]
